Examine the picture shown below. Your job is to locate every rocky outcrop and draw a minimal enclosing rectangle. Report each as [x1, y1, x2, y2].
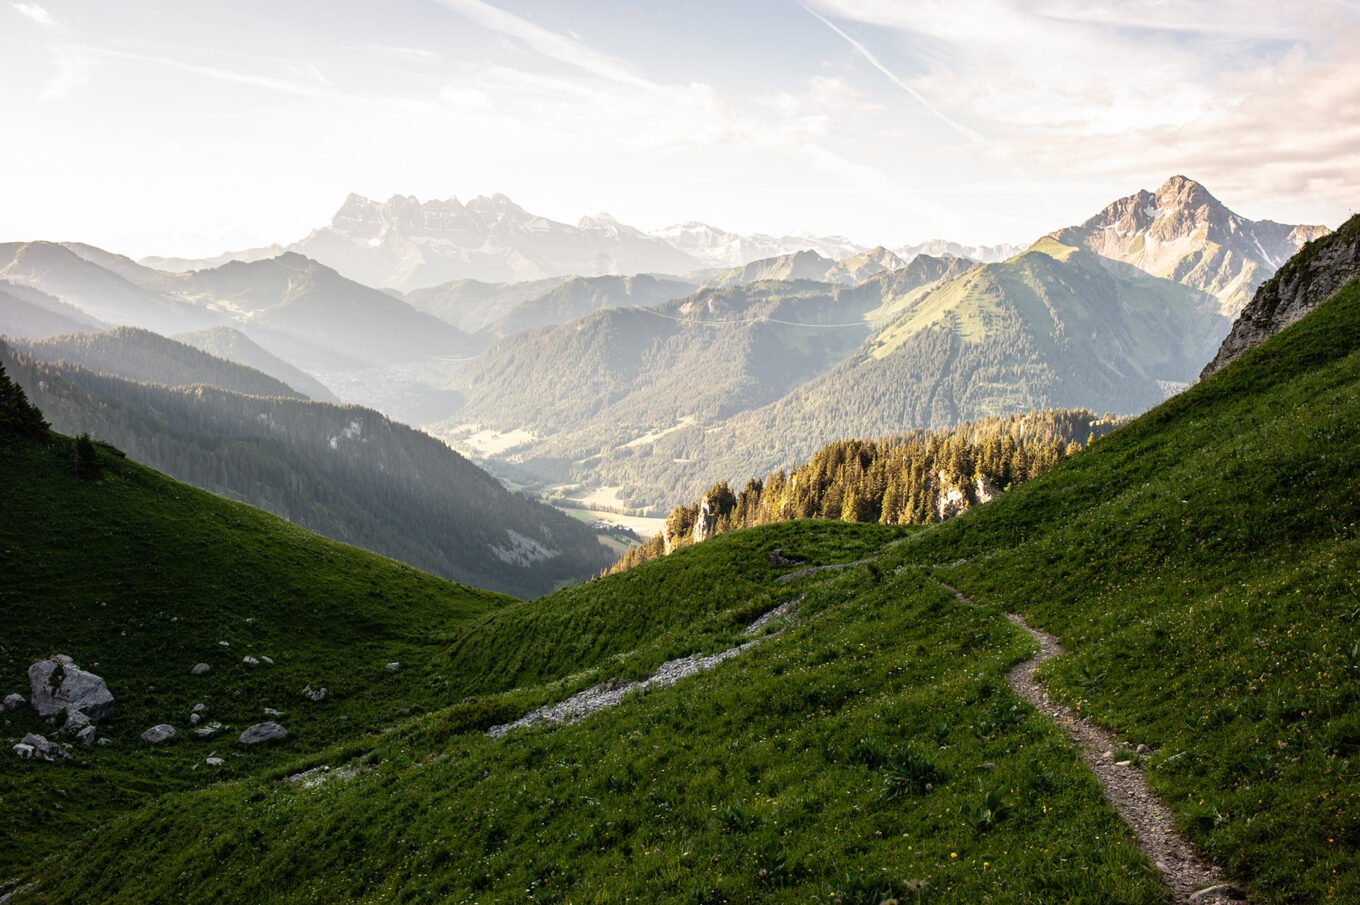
[692, 494, 720, 544]
[27, 655, 114, 722]
[1202, 214, 1360, 378]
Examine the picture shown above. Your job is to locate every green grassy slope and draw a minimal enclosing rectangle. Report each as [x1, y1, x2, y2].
[7, 277, 1360, 902]
[0, 427, 509, 881]
[903, 274, 1360, 902]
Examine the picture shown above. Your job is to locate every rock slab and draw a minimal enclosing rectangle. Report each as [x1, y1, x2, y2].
[141, 724, 177, 744]
[239, 721, 287, 745]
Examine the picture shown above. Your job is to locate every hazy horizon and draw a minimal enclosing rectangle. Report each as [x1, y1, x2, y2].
[3, 0, 1357, 259]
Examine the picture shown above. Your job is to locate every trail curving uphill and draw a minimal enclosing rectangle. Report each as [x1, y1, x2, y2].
[940, 583, 1244, 905]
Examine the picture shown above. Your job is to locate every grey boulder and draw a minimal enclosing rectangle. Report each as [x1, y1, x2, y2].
[141, 724, 177, 744]
[239, 721, 287, 745]
[28, 655, 114, 722]
[20, 732, 68, 762]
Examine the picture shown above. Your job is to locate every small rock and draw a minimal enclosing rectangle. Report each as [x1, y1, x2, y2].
[243, 656, 260, 666]
[219, 641, 230, 647]
[1102, 750, 1114, 760]
[13, 742, 35, 760]
[1115, 760, 1132, 767]
[260, 655, 274, 665]
[140, 724, 177, 744]
[76, 725, 96, 746]
[3, 693, 25, 710]
[1135, 743, 1149, 755]
[192, 703, 208, 714]
[1189, 884, 1245, 902]
[205, 756, 225, 767]
[239, 721, 287, 745]
[264, 707, 282, 717]
[27, 654, 114, 722]
[302, 685, 328, 703]
[191, 663, 211, 676]
[194, 721, 224, 739]
[21, 732, 68, 762]
[385, 662, 401, 672]
[189, 713, 201, 726]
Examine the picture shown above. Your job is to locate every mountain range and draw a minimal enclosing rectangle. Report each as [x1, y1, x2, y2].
[3, 221, 1358, 902]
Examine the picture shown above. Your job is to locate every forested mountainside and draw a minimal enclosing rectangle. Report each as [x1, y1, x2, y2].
[5, 251, 1356, 903]
[607, 408, 1117, 574]
[459, 238, 1225, 510]
[0, 280, 106, 340]
[1, 343, 612, 598]
[172, 326, 339, 403]
[15, 328, 306, 400]
[442, 279, 879, 450]
[483, 274, 699, 338]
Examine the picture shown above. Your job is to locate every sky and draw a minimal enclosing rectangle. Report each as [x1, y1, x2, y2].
[2, 0, 1357, 259]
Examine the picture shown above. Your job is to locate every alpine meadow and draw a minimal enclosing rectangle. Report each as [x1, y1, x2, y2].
[2, 2, 1358, 903]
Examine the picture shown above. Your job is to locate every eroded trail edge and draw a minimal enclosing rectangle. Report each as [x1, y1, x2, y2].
[940, 583, 1242, 905]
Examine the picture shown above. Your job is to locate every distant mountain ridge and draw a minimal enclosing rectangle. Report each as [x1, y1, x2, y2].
[0, 243, 474, 372]
[1052, 175, 1329, 315]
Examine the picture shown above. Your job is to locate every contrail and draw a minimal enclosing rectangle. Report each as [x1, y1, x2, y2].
[802, 5, 984, 145]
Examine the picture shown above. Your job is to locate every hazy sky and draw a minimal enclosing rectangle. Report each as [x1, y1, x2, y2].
[3, 0, 1357, 258]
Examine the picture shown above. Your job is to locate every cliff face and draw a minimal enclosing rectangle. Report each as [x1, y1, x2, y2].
[1201, 215, 1360, 379]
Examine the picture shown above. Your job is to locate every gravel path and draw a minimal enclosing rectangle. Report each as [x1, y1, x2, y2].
[940, 583, 1243, 904]
[488, 596, 802, 738]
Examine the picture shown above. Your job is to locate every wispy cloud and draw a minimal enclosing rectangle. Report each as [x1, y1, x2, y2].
[432, 0, 653, 90]
[801, 5, 983, 144]
[12, 2, 55, 26]
[72, 45, 342, 99]
[365, 44, 443, 64]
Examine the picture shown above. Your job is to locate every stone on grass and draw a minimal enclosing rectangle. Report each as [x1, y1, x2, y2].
[192, 703, 207, 714]
[194, 721, 224, 739]
[76, 725, 96, 746]
[205, 756, 225, 767]
[302, 685, 328, 702]
[189, 713, 201, 726]
[13, 743, 35, 760]
[21, 733, 67, 761]
[260, 656, 274, 665]
[239, 721, 287, 745]
[141, 724, 176, 744]
[27, 655, 114, 721]
[190, 663, 211, 676]
[243, 655, 260, 666]
[385, 662, 401, 671]
[3, 693, 25, 710]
